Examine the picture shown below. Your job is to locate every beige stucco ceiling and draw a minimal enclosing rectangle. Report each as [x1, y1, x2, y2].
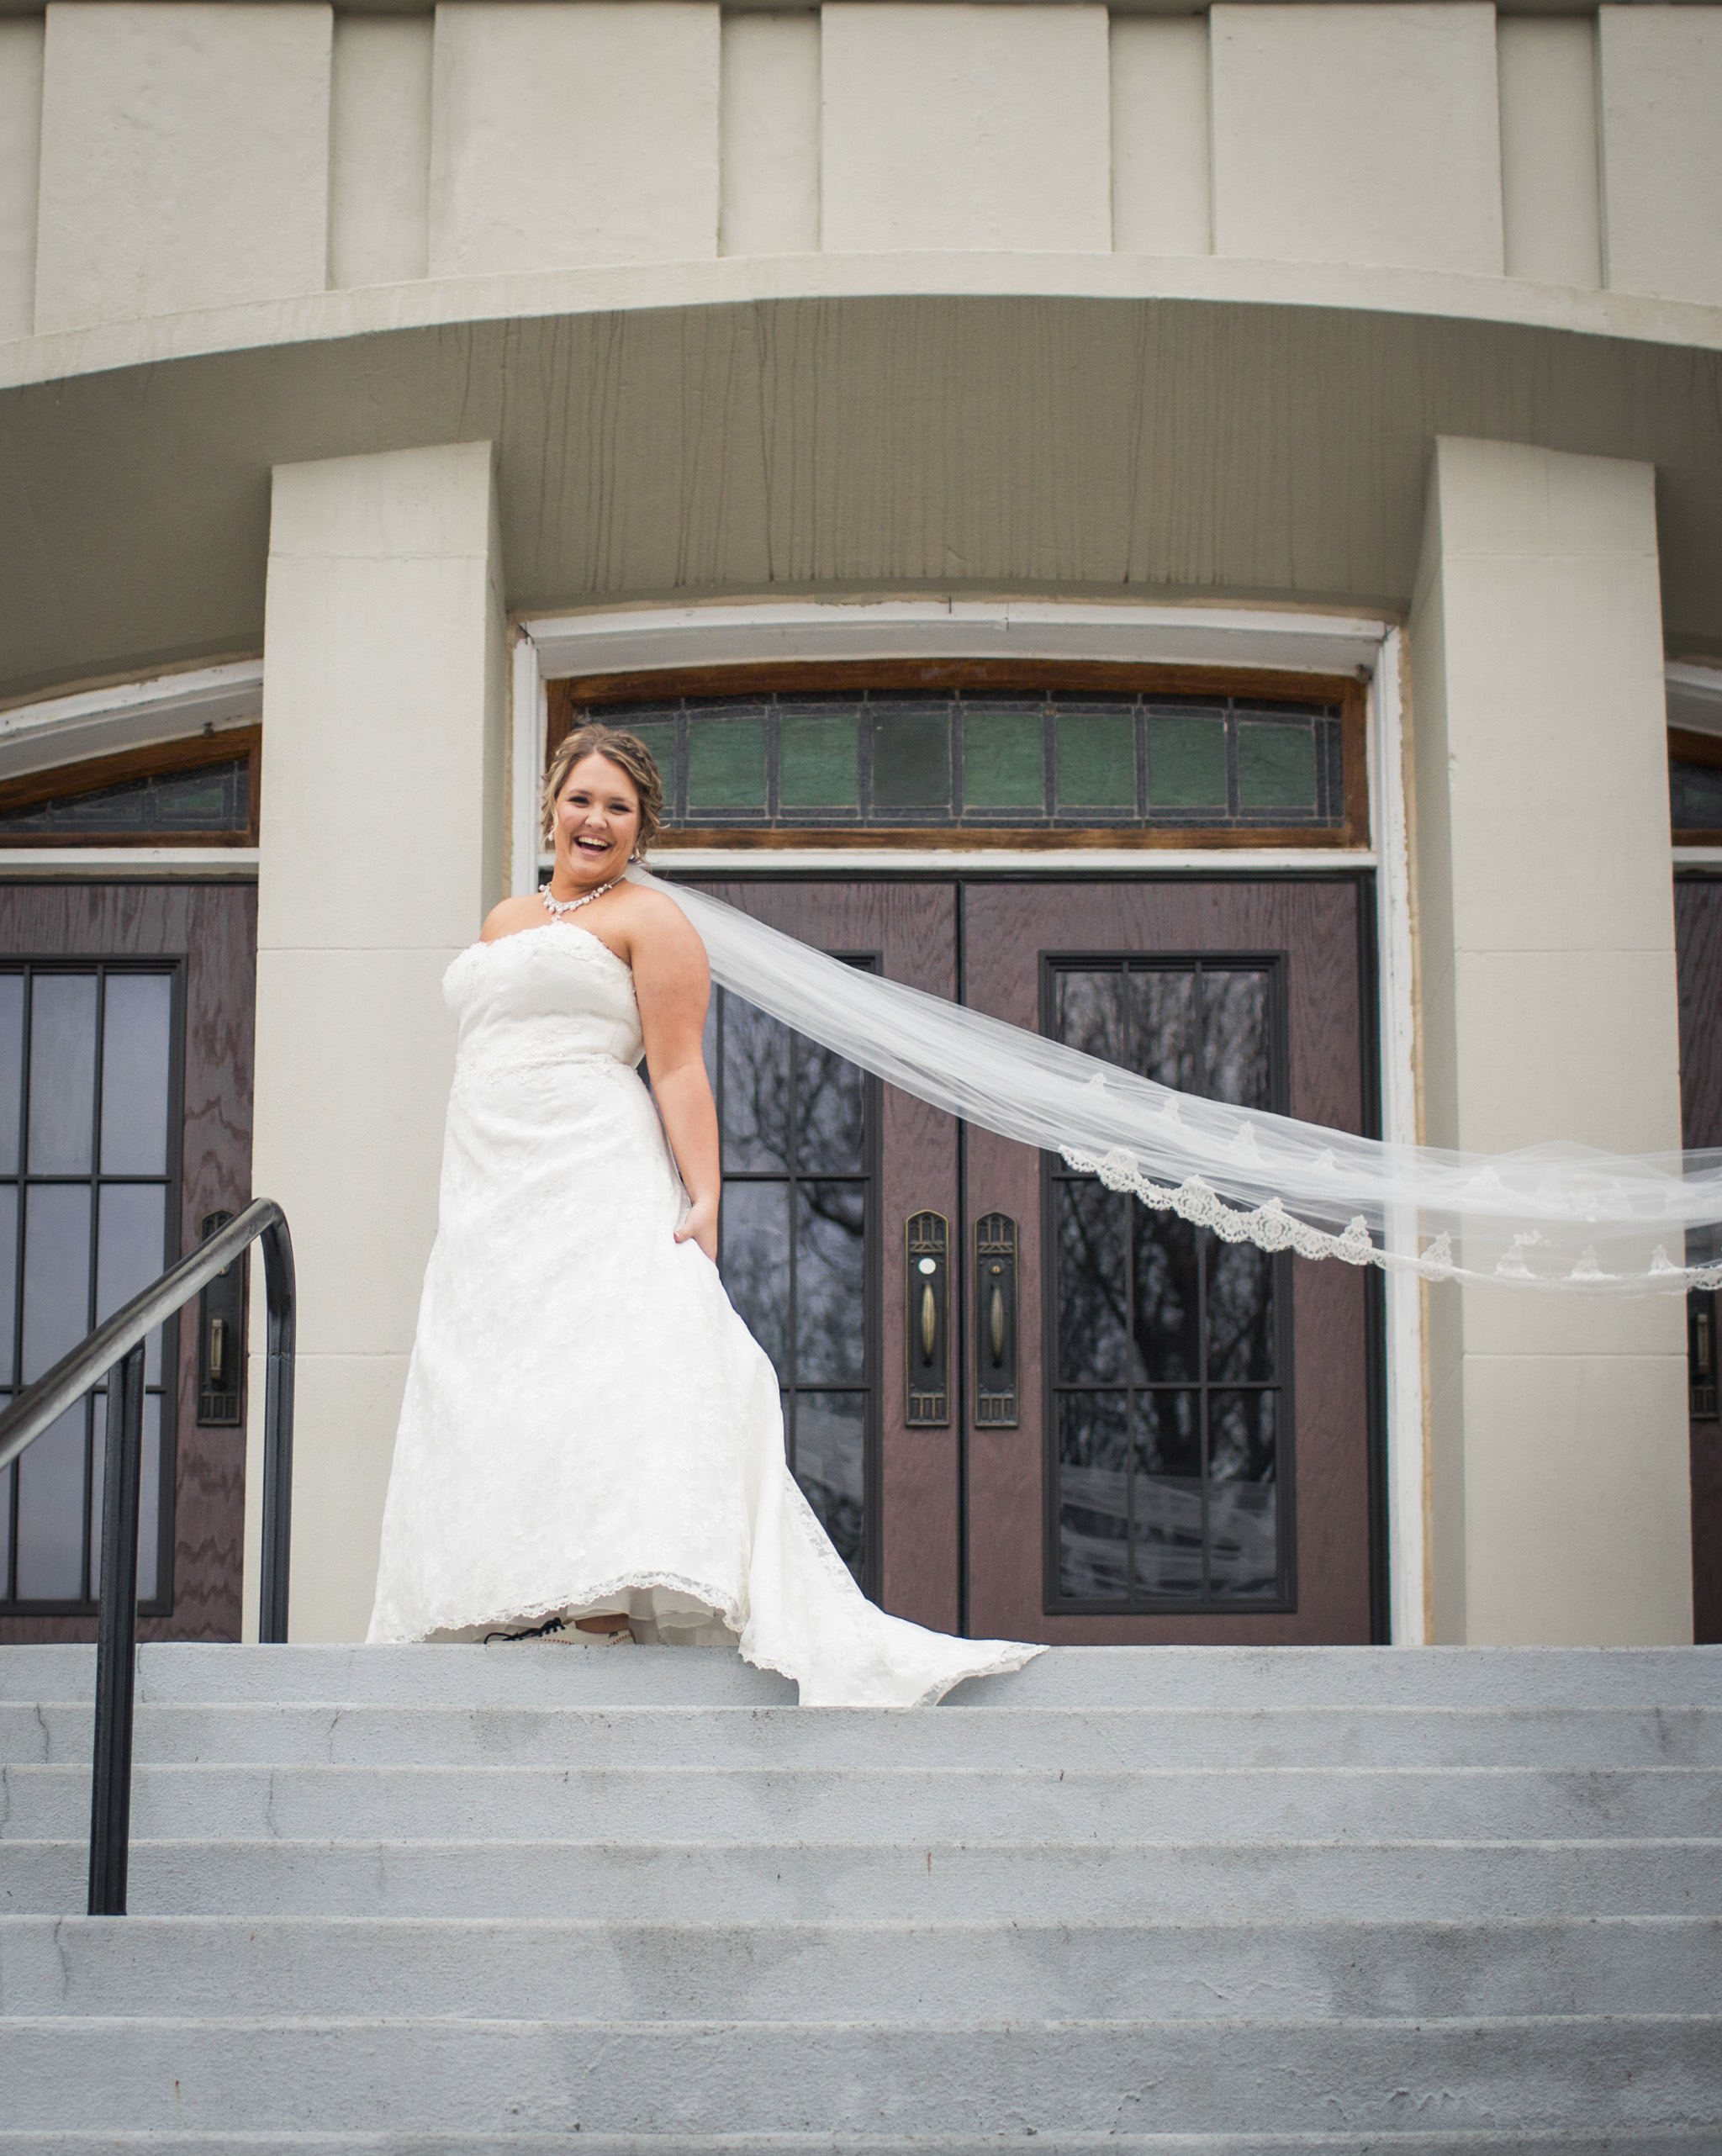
[3, 283, 1721, 704]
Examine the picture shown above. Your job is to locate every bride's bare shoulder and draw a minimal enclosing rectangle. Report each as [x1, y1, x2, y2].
[617, 885, 706, 966]
[479, 896, 546, 944]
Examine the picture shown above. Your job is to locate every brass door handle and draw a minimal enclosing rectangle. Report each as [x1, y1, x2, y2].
[196, 1209, 246, 1426]
[975, 1213, 1018, 1427]
[906, 1212, 948, 1427]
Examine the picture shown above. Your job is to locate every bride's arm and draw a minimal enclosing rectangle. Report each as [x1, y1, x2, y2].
[630, 894, 721, 1261]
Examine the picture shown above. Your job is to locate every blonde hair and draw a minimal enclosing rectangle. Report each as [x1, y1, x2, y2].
[541, 724, 665, 857]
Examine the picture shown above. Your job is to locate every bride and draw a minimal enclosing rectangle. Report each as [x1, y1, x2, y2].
[367, 725, 1039, 1705]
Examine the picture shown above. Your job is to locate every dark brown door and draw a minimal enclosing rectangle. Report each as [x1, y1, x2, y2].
[685, 872, 1379, 1646]
[1676, 874, 1722, 1644]
[962, 879, 1376, 1645]
[0, 881, 256, 1644]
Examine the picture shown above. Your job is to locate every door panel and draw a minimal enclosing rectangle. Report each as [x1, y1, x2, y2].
[963, 880, 1374, 1645]
[0, 883, 256, 1644]
[688, 880, 961, 1634]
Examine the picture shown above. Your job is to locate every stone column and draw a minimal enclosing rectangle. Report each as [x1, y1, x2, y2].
[245, 440, 506, 1641]
[1409, 435, 1690, 1644]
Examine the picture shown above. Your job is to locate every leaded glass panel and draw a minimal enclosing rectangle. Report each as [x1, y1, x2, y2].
[1045, 955, 1292, 1612]
[0, 758, 250, 837]
[1672, 755, 1722, 835]
[705, 970, 878, 1594]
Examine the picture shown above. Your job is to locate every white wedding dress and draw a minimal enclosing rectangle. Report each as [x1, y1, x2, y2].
[367, 921, 1041, 1707]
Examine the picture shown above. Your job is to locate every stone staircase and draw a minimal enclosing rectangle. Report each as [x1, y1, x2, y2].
[0, 1640, 1718, 2151]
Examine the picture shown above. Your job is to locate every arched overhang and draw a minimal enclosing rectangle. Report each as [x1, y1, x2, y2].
[3, 255, 1721, 701]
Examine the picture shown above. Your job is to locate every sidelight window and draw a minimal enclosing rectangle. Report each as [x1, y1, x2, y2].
[0, 964, 181, 1614]
[704, 975, 879, 1597]
[1044, 955, 1292, 1614]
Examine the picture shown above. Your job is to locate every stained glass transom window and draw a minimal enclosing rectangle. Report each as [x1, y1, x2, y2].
[579, 692, 1348, 834]
[1672, 754, 1722, 838]
[0, 758, 250, 839]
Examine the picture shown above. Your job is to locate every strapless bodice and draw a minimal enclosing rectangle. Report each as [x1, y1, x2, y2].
[443, 923, 643, 1075]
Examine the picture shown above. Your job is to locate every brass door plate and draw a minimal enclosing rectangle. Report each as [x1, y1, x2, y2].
[906, 1210, 949, 1427]
[975, 1212, 1018, 1427]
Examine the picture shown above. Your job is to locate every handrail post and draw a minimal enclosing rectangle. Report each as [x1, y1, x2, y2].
[87, 1342, 145, 1917]
[257, 1214, 297, 1645]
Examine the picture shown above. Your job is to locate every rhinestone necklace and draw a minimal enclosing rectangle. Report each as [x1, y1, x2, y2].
[541, 873, 622, 923]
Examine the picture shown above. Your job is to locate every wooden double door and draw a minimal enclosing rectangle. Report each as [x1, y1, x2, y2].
[688, 874, 1381, 1646]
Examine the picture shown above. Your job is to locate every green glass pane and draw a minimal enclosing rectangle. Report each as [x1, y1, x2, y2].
[1146, 715, 1228, 811]
[963, 711, 1044, 810]
[1674, 761, 1722, 828]
[0, 758, 250, 836]
[615, 720, 675, 794]
[1238, 722, 1318, 811]
[1056, 711, 1135, 809]
[781, 715, 859, 809]
[687, 717, 766, 810]
[871, 710, 951, 811]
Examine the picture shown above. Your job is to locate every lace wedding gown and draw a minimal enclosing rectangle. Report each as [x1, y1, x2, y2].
[367, 921, 1041, 1707]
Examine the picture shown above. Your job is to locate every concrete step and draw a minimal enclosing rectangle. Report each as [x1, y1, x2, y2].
[2, 2141, 1720, 2156]
[11, 1699, 1722, 1771]
[2, 1914, 1716, 2022]
[6, 1641, 1721, 1711]
[2, 2015, 1717, 2137]
[6, 1760, 1718, 1844]
[3, 1642, 1715, 2146]
[7, 1832, 1719, 1923]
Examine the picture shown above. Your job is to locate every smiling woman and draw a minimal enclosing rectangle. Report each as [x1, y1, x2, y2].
[365, 727, 1040, 1704]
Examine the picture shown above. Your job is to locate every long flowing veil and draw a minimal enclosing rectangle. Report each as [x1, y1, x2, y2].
[639, 869, 1722, 1295]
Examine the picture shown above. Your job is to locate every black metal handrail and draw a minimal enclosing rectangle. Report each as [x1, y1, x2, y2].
[0, 1197, 295, 1916]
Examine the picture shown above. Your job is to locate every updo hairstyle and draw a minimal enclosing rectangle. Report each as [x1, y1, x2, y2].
[541, 722, 665, 859]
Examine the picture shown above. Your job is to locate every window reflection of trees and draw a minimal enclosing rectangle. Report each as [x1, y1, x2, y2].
[797, 1181, 865, 1386]
[1056, 1183, 1129, 1382]
[709, 983, 873, 1592]
[797, 1044, 864, 1173]
[1202, 973, 1271, 1111]
[1206, 1242, 1274, 1382]
[1051, 959, 1285, 1609]
[721, 1003, 791, 1172]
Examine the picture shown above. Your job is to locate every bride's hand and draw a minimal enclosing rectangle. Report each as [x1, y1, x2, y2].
[674, 1194, 718, 1264]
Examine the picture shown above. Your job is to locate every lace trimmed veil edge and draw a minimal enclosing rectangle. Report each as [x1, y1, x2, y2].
[639, 869, 1722, 1296]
